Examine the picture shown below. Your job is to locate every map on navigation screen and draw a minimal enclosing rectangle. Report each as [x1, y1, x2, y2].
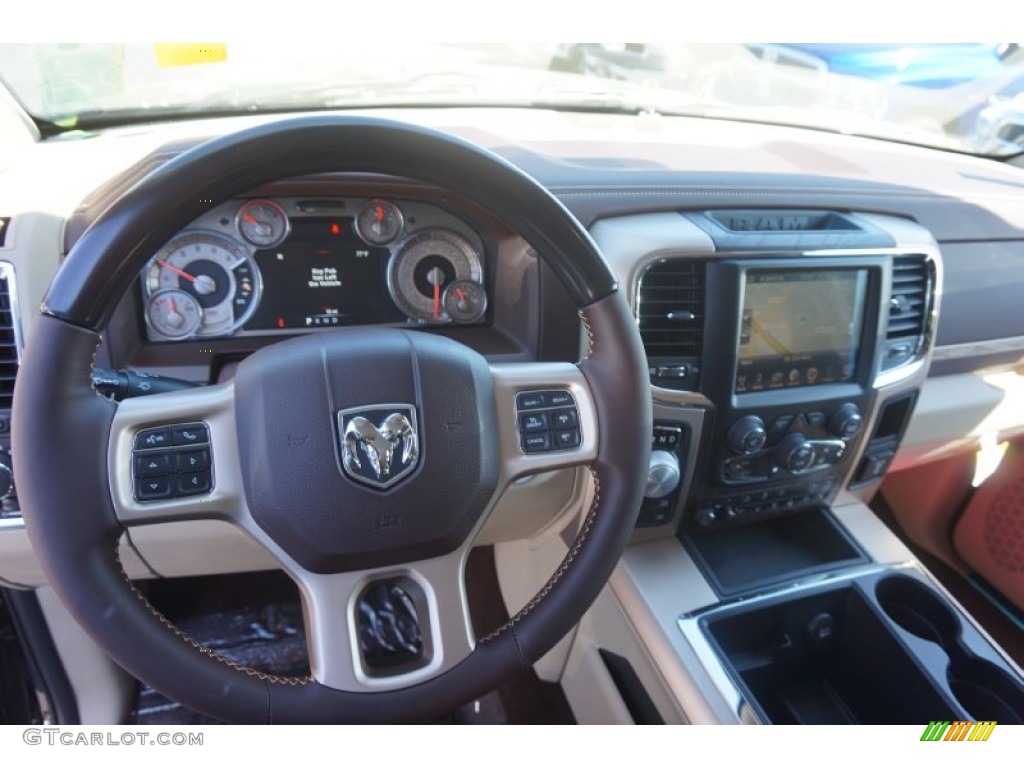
[735, 269, 868, 392]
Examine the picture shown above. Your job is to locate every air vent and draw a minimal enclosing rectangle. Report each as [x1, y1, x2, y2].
[0, 268, 19, 409]
[636, 259, 705, 389]
[884, 254, 929, 369]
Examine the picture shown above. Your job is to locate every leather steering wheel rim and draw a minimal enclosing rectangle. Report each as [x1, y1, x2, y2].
[12, 116, 651, 723]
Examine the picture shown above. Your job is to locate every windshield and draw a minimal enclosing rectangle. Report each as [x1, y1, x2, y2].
[1, 42, 1023, 156]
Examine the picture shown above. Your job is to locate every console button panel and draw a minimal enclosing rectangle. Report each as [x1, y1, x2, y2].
[718, 403, 861, 485]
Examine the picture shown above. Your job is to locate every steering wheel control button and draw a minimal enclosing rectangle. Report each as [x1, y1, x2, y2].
[134, 452, 173, 476]
[553, 429, 581, 449]
[132, 422, 213, 502]
[171, 423, 209, 446]
[520, 413, 549, 432]
[522, 432, 552, 452]
[551, 408, 579, 429]
[515, 392, 548, 410]
[547, 391, 575, 408]
[176, 448, 211, 472]
[134, 428, 171, 450]
[136, 476, 173, 501]
[516, 389, 582, 453]
[176, 471, 211, 496]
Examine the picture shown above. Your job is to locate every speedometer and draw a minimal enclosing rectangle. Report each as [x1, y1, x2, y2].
[387, 229, 483, 324]
[143, 231, 262, 339]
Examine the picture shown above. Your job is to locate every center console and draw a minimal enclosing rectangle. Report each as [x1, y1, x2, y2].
[562, 210, 1024, 724]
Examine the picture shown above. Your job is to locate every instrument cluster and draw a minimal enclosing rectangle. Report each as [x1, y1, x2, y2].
[140, 196, 489, 342]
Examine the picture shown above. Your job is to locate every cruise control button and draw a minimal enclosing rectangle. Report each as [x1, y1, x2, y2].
[550, 408, 578, 429]
[547, 391, 575, 408]
[522, 433, 552, 453]
[176, 471, 211, 496]
[553, 429, 581, 449]
[171, 424, 208, 446]
[515, 392, 547, 410]
[176, 448, 211, 473]
[134, 452, 173, 477]
[135, 428, 171, 450]
[136, 475, 173, 501]
[519, 413, 549, 432]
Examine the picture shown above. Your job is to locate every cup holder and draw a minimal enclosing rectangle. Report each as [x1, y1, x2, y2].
[876, 575, 960, 647]
[876, 574, 1024, 724]
[949, 658, 1024, 724]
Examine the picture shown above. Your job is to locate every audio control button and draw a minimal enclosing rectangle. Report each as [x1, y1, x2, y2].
[136, 475, 173, 501]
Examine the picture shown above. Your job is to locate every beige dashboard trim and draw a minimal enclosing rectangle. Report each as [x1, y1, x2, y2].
[931, 335, 1024, 362]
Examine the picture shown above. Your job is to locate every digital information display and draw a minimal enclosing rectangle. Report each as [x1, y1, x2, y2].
[735, 269, 868, 393]
[246, 217, 406, 330]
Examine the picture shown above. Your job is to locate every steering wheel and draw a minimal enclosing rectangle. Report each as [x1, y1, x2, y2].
[11, 116, 651, 723]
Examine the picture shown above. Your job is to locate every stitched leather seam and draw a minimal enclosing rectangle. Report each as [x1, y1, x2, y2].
[578, 309, 594, 360]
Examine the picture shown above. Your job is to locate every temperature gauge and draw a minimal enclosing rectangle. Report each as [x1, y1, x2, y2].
[442, 280, 487, 324]
[145, 289, 202, 340]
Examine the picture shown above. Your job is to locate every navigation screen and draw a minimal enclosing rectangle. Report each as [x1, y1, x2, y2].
[736, 269, 868, 393]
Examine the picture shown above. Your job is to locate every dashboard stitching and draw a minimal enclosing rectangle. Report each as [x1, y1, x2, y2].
[479, 468, 601, 644]
[112, 543, 312, 687]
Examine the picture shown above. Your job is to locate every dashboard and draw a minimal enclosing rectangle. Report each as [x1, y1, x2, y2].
[1, 106, 1024, 725]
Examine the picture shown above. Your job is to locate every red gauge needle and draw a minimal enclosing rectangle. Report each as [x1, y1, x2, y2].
[456, 287, 466, 302]
[156, 258, 197, 283]
[433, 281, 441, 319]
[168, 296, 176, 314]
[244, 212, 259, 225]
[376, 206, 384, 222]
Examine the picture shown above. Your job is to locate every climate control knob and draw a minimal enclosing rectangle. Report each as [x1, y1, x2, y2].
[645, 450, 681, 499]
[727, 416, 767, 455]
[774, 433, 817, 473]
[830, 404, 863, 440]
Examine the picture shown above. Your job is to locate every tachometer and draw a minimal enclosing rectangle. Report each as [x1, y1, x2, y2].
[387, 229, 483, 324]
[143, 231, 262, 338]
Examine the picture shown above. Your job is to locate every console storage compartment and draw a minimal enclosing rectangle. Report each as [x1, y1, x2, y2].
[683, 507, 867, 596]
[700, 570, 1024, 724]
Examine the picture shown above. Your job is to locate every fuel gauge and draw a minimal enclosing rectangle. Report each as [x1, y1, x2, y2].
[355, 199, 404, 245]
[237, 199, 290, 248]
[442, 280, 487, 324]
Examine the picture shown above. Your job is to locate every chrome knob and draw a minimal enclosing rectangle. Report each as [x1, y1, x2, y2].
[645, 450, 681, 498]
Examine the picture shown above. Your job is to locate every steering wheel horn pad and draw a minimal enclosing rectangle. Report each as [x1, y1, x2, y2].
[234, 328, 499, 573]
[12, 116, 652, 723]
